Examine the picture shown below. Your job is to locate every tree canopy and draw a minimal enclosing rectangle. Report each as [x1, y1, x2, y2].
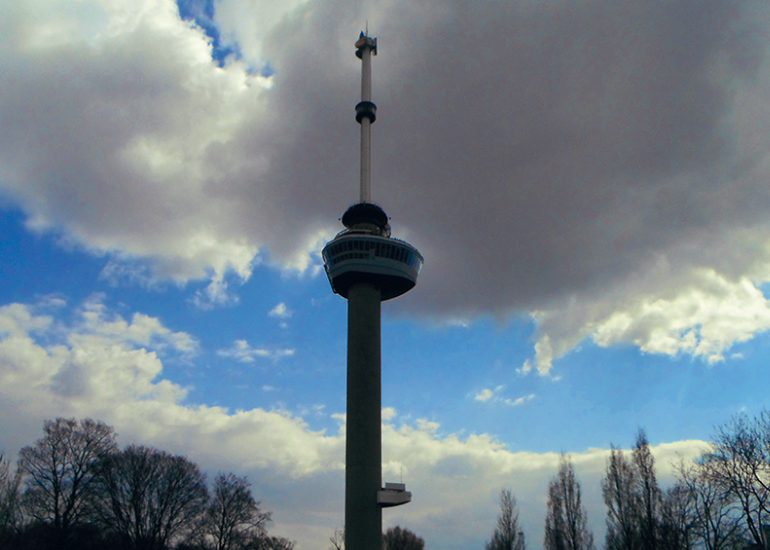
[383, 526, 425, 550]
[2, 417, 294, 550]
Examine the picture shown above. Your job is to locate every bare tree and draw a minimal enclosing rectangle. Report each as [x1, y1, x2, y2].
[93, 444, 208, 550]
[17, 417, 117, 545]
[701, 413, 770, 547]
[486, 489, 526, 550]
[201, 473, 271, 550]
[328, 527, 344, 550]
[677, 460, 746, 550]
[0, 453, 22, 542]
[383, 526, 425, 550]
[633, 430, 662, 550]
[603, 445, 640, 550]
[658, 483, 693, 550]
[544, 456, 594, 550]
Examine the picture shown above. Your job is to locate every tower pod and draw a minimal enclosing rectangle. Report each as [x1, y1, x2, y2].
[323, 203, 423, 301]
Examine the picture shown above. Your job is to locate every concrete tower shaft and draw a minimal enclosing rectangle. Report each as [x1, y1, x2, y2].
[345, 283, 382, 550]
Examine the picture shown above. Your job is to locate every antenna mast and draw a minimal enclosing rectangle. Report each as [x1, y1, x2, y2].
[355, 32, 377, 203]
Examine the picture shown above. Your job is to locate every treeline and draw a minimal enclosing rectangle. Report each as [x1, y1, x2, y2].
[0, 418, 294, 550]
[7, 411, 770, 550]
[487, 410, 770, 550]
[327, 526, 426, 550]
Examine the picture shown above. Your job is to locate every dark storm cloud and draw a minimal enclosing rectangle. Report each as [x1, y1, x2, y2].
[238, 0, 770, 316]
[1, 0, 769, 325]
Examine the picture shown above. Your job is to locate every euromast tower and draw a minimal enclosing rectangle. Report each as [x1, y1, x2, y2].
[322, 32, 424, 550]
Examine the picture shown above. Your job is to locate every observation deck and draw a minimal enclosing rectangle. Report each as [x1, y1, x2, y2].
[323, 203, 423, 301]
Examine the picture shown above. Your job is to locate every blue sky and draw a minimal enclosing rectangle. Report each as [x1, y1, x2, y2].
[2, 0, 770, 549]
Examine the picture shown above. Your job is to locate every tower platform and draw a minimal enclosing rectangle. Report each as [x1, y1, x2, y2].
[322, 203, 423, 301]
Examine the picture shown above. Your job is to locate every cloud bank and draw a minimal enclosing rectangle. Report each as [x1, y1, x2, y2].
[0, 298, 708, 550]
[2, 0, 770, 367]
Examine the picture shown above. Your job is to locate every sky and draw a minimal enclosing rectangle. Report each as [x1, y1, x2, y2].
[1, 0, 770, 548]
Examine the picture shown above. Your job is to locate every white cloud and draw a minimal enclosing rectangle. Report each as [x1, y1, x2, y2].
[189, 277, 242, 311]
[475, 388, 494, 402]
[0, 303, 54, 337]
[0, 0, 268, 291]
[504, 394, 535, 407]
[75, 295, 198, 355]
[382, 406, 397, 421]
[217, 339, 295, 363]
[416, 418, 440, 433]
[592, 271, 770, 361]
[297, 403, 326, 418]
[269, 302, 292, 319]
[517, 359, 533, 375]
[36, 295, 67, 309]
[533, 267, 770, 374]
[0, 301, 324, 476]
[215, 0, 311, 66]
[474, 386, 534, 409]
[100, 260, 158, 289]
